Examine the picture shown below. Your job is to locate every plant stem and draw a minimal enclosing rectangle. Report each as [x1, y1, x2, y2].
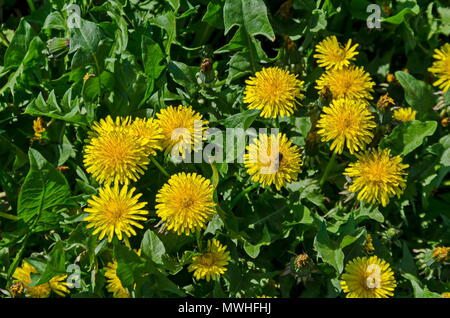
[210, 162, 219, 189]
[229, 183, 259, 211]
[150, 157, 170, 177]
[26, 0, 36, 12]
[320, 152, 337, 187]
[195, 229, 203, 250]
[0, 211, 20, 221]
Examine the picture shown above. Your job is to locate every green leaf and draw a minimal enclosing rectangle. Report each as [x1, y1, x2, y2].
[380, 120, 437, 156]
[243, 225, 271, 259]
[204, 214, 224, 235]
[43, 12, 66, 30]
[35, 241, 67, 285]
[167, 61, 198, 95]
[141, 230, 166, 265]
[115, 244, 150, 288]
[355, 204, 384, 223]
[25, 91, 89, 126]
[3, 19, 34, 68]
[313, 222, 344, 274]
[227, 52, 252, 82]
[382, 5, 420, 25]
[203, 0, 224, 29]
[150, 11, 177, 55]
[69, 18, 102, 69]
[218, 109, 259, 129]
[441, 148, 450, 166]
[17, 149, 71, 225]
[223, 0, 274, 41]
[309, 9, 327, 32]
[395, 71, 436, 120]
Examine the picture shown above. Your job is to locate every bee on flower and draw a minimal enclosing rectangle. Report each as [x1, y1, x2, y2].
[244, 132, 303, 190]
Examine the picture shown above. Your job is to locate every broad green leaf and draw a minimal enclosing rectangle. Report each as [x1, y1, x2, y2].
[115, 244, 151, 288]
[18, 149, 71, 225]
[223, 0, 275, 41]
[355, 204, 384, 223]
[219, 109, 259, 129]
[243, 225, 271, 259]
[313, 223, 344, 274]
[395, 71, 436, 120]
[380, 120, 437, 156]
[441, 148, 450, 166]
[34, 241, 67, 285]
[227, 52, 252, 82]
[167, 61, 198, 95]
[150, 11, 177, 54]
[141, 230, 166, 265]
[3, 19, 34, 68]
[43, 12, 66, 30]
[203, 0, 224, 29]
[69, 18, 102, 69]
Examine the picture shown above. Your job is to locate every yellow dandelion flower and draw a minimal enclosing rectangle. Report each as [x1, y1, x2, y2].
[243, 67, 305, 118]
[104, 261, 130, 298]
[32, 117, 46, 139]
[155, 172, 216, 236]
[128, 117, 163, 156]
[156, 105, 207, 158]
[442, 292, 450, 298]
[84, 183, 148, 242]
[48, 275, 70, 297]
[432, 246, 450, 262]
[317, 98, 376, 154]
[428, 43, 450, 92]
[393, 107, 416, 122]
[188, 239, 230, 281]
[344, 148, 409, 207]
[244, 133, 302, 190]
[341, 256, 396, 298]
[315, 65, 375, 100]
[88, 115, 131, 138]
[84, 123, 149, 185]
[12, 261, 51, 298]
[313, 36, 359, 70]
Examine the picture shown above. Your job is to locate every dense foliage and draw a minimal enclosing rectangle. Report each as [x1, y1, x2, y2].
[0, 0, 450, 298]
